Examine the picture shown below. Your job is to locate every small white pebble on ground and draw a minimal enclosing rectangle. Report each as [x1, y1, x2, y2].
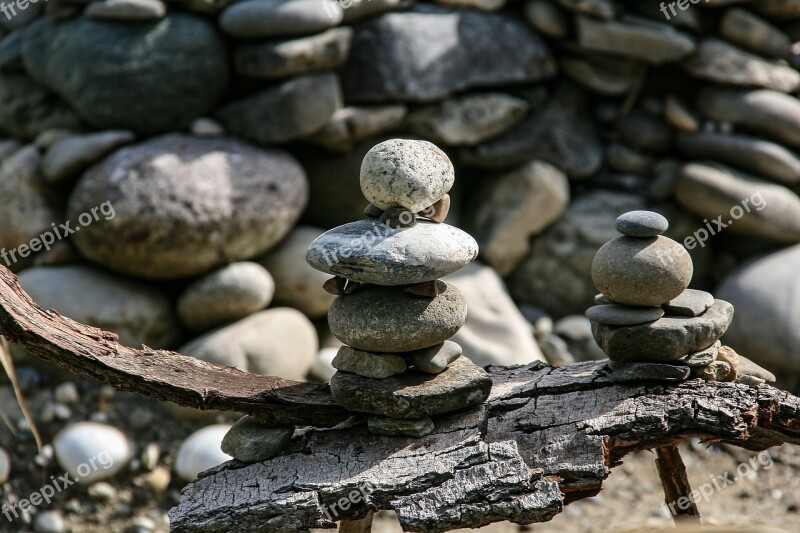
[54, 382, 79, 404]
[33, 510, 66, 533]
[53, 403, 72, 421]
[140, 443, 160, 471]
[53, 422, 133, 484]
[87, 481, 116, 501]
[174, 425, 232, 481]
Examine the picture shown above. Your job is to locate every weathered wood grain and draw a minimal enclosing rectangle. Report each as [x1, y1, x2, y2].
[170, 362, 800, 532]
[0, 266, 348, 427]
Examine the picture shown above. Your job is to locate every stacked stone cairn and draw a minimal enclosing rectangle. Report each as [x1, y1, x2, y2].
[587, 210, 775, 385]
[306, 139, 493, 438]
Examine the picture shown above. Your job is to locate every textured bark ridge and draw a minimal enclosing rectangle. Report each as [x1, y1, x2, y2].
[170, 363, 800, 532]
[0, 266, 798, 532]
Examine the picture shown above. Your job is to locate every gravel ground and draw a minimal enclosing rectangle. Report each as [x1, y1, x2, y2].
[2, 363, 798, 533]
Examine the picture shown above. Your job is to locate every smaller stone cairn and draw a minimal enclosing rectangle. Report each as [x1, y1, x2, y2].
[306, 139, 492, 437]
[587, 210, 775, 385]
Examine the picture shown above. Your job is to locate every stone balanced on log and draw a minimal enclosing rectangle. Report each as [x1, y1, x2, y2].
[587, 210, 775, 384]
[306, 139, 492, 437]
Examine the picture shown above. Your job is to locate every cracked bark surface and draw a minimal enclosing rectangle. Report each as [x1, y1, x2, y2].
[170, 362, 800, 532]
[0, 266, 798, 532]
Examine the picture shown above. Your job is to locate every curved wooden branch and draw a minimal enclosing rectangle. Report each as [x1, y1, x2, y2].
[170, 363, 800, 532]
[1, 264, 799, 532]
[0, 266, 349, 427]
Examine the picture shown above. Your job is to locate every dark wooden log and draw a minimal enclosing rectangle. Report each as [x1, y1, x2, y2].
[0, 264, 798, 532]
[169, 363, 800, 532]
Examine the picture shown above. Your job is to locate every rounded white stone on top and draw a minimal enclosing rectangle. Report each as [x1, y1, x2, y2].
[360, 139, 455, 212]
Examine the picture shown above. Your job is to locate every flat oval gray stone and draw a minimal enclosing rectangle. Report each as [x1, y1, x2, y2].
[698, 87, 800, 149]
[591, 299, 734, 363]
[576, 16, 695, 65]
[676, 131, 800, 186]
[585, 304, 664, 326]
[685, 38, 800, 93]
[330, 356, 492, 418]
[219, 0, 342, 39]
[614, 210, 669, 237]
[43, 130, 136, 185]
[220, 416, 293, 464]
[328, 283, 467, 352]
[720, 8, 790, 59]
[738, 354, 776, 383]
[215, 73, 342, 144]
[677, 163, 800, 243]
[663, 289, 715, 317]
[306, 219, 478, 285]
[331, 346, 407, 379]
[234, 27, 352, 80]
[408, 341, 462, 374]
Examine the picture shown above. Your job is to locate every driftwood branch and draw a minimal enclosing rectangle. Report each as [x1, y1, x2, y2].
[0, 265, 799, 532]
[169, 363, 800, 532]
[0, 267, 348, 427]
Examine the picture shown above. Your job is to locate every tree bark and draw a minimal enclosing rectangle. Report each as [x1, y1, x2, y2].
[170, 363, 800, 532]
[0, 266, 798, 532]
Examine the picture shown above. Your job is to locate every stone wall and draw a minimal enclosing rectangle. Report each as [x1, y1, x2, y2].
[2, 0, 800, 379]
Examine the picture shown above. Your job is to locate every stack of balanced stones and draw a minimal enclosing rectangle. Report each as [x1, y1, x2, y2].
[586, 210, 775, 385]
[306, 139, 492, 438]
